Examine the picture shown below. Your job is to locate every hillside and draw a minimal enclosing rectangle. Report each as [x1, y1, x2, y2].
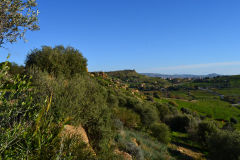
[106, 70, 171, 91]
[1, 1, 240, 159]
[141, 73, 220, 79]
[102, 70, 240, 130]
[106, 70, 240, 159]
[1, 51, 240, 160]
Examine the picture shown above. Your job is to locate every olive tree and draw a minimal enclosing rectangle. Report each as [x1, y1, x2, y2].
[0, 0, 39, 47]
[25, 45, 88, 78]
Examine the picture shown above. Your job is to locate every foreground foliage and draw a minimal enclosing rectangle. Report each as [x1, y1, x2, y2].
[0, 0, 39, 46]
[2, 47, 240, 160]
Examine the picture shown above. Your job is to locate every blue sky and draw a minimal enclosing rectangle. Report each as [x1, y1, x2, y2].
[0, 0, 240, 75]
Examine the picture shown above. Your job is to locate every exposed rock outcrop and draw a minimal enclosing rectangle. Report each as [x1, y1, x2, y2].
[62, 125, 96, 155]
[114, 149, 133, 160]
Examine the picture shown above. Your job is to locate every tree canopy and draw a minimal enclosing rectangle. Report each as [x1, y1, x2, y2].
[0, 0, 39, 46]
[25, 45, 88, 77]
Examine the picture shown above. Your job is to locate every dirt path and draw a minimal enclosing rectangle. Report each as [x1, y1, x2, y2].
[169, 144, 206, 160]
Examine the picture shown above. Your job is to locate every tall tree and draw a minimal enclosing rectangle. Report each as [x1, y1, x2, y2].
[26, 45, 88, 78]
[0, 0, 39, 47]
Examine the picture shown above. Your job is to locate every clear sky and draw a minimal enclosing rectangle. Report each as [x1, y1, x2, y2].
[1, 0, 240, 75]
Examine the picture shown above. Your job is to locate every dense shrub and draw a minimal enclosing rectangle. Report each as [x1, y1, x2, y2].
[119, 96, 159, 126]
[150, 123, 171, 144]
[122, 141, 144, 160]
[124, 96, 139, 109]
[116, 129, 173, 160]
[155, 103, 170, 122]
[0, 62, 36, 128]
[230, 117, 238, 124]
[181, 107, 191, 114]
[196, 121, 218, 146]
[134, 102, 159, 126]
[30, 71, 115, 158]
[222, 122, 236, 131]
[114, 107, 141, 129]
[207, 130, 240, 160]
[118, 94, 128, 106]
[167, 114, 196, 133]
[107, 91, 119, 108]
[25, 45, 87, 78]
[0, 62, 95, 159]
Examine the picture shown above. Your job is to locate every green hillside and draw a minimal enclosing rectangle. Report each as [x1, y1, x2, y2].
[106, 70, 171, 91]
[1, 52, 240, 160]
[1, 1, 240, 159]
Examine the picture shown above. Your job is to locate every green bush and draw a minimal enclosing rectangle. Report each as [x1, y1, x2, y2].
[31, 71, 115, 157]
[222, 122, 236, 131]
[25, 45, 88, 78]
[120, 96, 159, 126]
[197, 121, 218, 146]
[207, 130, 240, 160]
[167, 114, 196, 133]
[114, 107, 141, 129]
[155, 103, 170, 121]
[230, 117, 238, 124]
[135, 102, 159, 126]
[150, 123, 171, 144]
[166, 115, 189, 132]
[107, 91, 119, 108]
[0, 61, 62, 159]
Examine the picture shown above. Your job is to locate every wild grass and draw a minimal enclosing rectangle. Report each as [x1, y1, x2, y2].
[118, 129, 175, 160]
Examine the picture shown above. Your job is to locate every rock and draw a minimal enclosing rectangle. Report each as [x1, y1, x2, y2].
[131, 138, 139, 147]
[114, 149, 132, 160]
[62, 125, 96, 155]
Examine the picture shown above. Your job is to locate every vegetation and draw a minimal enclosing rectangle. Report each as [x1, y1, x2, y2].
[0, 0, 39, 46]
[150, 122, 171, 144]
[0, 61, 24, 75]
[107, 69, 240, 160]
[26, 45, 88, 78]
[106, 70, 170, 91]
[207, 130, 240, 160]
[1, 1, 240, 158]
[2, 55, 240, 159]
[0, 49, 175, 159]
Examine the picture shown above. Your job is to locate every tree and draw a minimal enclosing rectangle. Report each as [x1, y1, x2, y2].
[25, 45, 88, 78]
[0, 0, 39, 46]
[150, 122, 171, 144]
[207, 130, 240, 160]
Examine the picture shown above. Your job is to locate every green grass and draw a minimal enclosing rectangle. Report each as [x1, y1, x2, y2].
[169, 90, 191, 100]
[166, 89, 219, 101]
[214, 88, 240, 96]
[171, 132, 201, 150]
[178, 99, 239, 120]
[156, 97, 240, 128]
[190, 90, 218, 99]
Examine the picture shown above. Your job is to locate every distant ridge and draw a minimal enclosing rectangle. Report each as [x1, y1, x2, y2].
[141, 73, 221, 79]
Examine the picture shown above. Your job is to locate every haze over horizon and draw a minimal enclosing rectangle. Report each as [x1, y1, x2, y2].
[1, 0, 240, 75]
